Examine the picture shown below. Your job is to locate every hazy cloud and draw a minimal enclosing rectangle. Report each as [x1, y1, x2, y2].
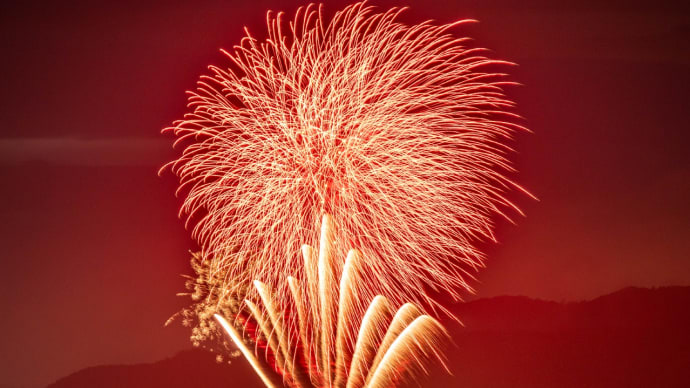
[0, 137, 173, 166]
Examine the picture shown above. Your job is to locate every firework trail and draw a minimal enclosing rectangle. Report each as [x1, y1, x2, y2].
[215, 215, 448, 388]
[164, 0, 527, 359]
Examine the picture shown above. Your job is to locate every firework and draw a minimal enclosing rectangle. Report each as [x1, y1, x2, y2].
[164, 0, 526, 345]
[215, 215, 448, 387]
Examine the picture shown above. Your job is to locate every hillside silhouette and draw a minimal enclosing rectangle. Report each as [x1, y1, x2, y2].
[48, 287, 690, 388]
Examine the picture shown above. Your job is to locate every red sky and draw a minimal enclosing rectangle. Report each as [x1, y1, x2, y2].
[1, 1, 689, 387]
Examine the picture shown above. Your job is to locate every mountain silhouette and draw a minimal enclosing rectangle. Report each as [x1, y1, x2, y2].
[48, 287, 690, 388]
[45, 349, 264, 388]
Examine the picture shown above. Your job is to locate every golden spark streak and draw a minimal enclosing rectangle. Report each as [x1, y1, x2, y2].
[334, 250, 361, 387]
[346, 296, 391, 388]
[318, 214, 336, 383]
[366, 316, 449, 388]
[214, 314, 278, 388]
[364, 303, 422, 385]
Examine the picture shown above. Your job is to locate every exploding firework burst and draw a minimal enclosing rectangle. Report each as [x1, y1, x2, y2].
[216, 215, 449, 388]
[164, 1, 527, 333]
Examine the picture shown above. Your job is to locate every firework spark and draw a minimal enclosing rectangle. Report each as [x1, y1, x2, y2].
[215, 215, 448, 388]
[164, 0, 527, 337]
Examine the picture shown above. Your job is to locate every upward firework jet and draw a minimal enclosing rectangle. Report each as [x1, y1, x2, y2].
[215, 215, 449, 388]
[164, 0, 527, 358]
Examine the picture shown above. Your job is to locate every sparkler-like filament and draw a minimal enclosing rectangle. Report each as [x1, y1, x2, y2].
[164, 1, 529, 326]
[215, 314, 278, 388]
[365, 316, 449, 388]
[346, 296, 391, 388]
[215, 215, 448, 387]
